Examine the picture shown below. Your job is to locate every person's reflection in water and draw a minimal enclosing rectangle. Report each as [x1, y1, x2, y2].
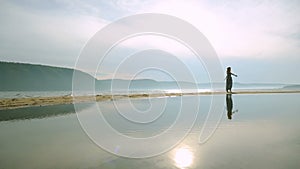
[226, 94, 238, 120]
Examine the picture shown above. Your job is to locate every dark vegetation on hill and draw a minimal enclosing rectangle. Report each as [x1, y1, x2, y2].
[0, 62, 93, 91]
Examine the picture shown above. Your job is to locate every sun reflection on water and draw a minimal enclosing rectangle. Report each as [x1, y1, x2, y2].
[174, 147, 194, 168]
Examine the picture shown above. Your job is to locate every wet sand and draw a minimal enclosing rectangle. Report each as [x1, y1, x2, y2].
[1, 90, 300, 110]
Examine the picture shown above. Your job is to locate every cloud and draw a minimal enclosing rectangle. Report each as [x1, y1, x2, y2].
[0, 1, 109, 67]
[2, 0, 299, 65]
[1, 0, 300, 83]
[118, 35, 197, 57]
[133, 0, 300, 59]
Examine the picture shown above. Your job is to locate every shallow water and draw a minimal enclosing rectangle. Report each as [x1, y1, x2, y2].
[0, 94, 299, 169]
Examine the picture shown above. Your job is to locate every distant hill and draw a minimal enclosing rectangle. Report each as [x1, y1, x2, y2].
[0, 62, 198, 91]
[0, 61, 294, 91]
[0, 62, 200, 91]
[0, 62, 94, 91]
[96, 79, 198, 91]
[282, 85, 300, 90]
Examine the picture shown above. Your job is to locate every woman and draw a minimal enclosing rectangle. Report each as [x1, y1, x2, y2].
[225, 67, 237, 93]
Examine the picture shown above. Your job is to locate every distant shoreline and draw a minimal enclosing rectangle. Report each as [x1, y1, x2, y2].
[1, 90, 300, 110]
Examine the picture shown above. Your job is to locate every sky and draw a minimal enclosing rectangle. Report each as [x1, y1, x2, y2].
[0, 0, 300, 84]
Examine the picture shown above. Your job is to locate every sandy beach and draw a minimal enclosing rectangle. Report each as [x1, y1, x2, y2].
[1, 90, 300, 110]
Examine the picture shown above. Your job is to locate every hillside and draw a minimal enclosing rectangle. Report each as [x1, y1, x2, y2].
[0, 62, 199, 91]
[95, 79, 198, 91]
[282, 84, 300, 90]
[0, 62, 94, 91]
[0, 62, 293, 92]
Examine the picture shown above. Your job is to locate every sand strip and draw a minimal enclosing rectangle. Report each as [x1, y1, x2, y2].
[1, 90, 300, 110]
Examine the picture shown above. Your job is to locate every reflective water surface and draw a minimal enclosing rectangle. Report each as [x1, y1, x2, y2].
[0, 94, 299, 169]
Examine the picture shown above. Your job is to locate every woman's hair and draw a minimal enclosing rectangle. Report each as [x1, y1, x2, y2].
[227, 67, 231, 73]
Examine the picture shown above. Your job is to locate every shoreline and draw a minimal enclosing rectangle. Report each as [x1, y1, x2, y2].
[1, 90, 300, 110]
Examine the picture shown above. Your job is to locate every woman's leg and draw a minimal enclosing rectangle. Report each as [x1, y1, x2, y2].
[227, 79, 232, 92]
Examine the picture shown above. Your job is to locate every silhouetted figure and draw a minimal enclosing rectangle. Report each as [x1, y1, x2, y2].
[225, 67, 237, 93]
[226, 94, 238, 120]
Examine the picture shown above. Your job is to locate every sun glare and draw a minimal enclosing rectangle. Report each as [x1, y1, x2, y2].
[174, 148, 194, 168]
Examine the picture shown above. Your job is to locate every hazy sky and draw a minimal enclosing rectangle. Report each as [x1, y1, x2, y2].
[1, 0, 300, 84]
